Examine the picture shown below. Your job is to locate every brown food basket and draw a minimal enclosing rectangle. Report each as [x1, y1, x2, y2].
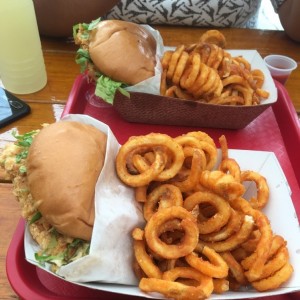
[113, 91, 273, 129]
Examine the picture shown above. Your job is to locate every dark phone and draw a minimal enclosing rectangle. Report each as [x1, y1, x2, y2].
[0, 88, 31, 128]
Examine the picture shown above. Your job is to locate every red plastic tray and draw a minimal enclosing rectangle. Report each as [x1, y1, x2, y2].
[6, 74, 300, 300]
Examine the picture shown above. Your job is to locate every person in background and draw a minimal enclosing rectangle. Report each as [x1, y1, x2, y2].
[33, 0, 119, 37]
[33, 0, 300, 42]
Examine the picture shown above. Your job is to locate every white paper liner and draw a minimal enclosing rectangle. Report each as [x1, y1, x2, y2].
[124, 24, 165, 95]
[24, 115, 300, 299]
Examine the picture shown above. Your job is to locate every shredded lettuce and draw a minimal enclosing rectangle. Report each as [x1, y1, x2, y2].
[35, 234, 90, 267]
[72, 17, 101, 40]
[88, 18, 102, 31]
[73, 18, 130, 104]
[12, 130, 36, 148]
[29, 211, 42, 225]
[75, 48, 91, 73]
[34, 228, 90, 267]
[35, 252, 65, 267]
[12, 130, 38, 171]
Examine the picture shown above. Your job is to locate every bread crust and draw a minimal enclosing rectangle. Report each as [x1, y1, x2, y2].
[27, 121, 107, 241]
[89, 20, 157, 85]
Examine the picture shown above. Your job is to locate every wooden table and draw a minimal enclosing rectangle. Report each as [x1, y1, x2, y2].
[0, 26, 299, 299]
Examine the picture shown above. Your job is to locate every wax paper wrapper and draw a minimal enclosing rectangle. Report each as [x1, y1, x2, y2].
[123, 24, 165, 95]
[24, 113, 145, 285]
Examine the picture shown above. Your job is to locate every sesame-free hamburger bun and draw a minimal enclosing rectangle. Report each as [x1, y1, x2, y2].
[88, 20, 157, 85]
[27, 121, 107, 241]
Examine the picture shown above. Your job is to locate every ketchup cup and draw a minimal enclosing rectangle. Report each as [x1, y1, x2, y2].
[264, 54, 297, 85]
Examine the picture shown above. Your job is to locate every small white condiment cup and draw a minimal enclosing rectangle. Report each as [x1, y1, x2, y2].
[264, 54, 297, 85]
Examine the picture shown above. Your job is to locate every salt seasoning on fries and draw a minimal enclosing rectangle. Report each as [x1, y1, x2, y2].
[115, 131, 293, 300]
[160, 30, 270, 106]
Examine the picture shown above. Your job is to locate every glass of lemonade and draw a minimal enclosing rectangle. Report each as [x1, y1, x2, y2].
[0, 0, 47, 94]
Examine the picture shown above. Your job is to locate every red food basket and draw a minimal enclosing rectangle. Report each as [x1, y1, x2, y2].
[6, 75, 300, 299]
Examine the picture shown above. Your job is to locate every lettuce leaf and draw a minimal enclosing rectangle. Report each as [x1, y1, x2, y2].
[12, 130, 38, 170]
[72, 17, 101, 41]
[95, 75, 130, 104]
[74, 48, 91, 73]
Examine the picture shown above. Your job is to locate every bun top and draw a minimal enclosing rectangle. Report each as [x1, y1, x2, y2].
[27, 121, 107, 241]
[88, 20, 157, 85]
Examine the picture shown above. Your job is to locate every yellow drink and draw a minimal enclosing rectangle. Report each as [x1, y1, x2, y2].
[0, 0, 47, 94]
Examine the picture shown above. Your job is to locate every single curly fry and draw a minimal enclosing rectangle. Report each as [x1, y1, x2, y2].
[256, 88, 270, 99]
[199, 29, 226, 48]
[161, 50, 173, 70]
[199, 170, 245, 201]
[219, 158, 242, 182]
[143, 184, 183, 221]
[240, 229, 261, 253]
[172, 149, 206, 193]
[213, 278, 229, 294]
[144, 206, 199, 259]
[116, 146, 166, 187]
[185, 246, 229, 278]
[222, 75, 249, 87]
[180, 53, 201, 89]
[251, 263, 293, 292]
[241, 235, 286, 270]
[165, 85, 193, 99]
[116, 133, 185, 186]
[197, 214, 255, 252]
[251, 69, 265, 88]
[173, 51, 190, 85]
[199, 208, 243, 242]
[184, 190, 231, 234]
[206, 44, 224, 70]
[244, 211, 273, 282]
[230, 84, 253, 105]
[166, 45, 185, 80]
[189, 62, 210, 93]
[132, 227, 144, 241]
[134, 185, 148, 203]
[192, 65, 223, 99]
[233, 56, 251, 71]
[160, 68, 168, 96]
[174, 135, 217, 171]
[187, 131, 216, 148]
[133, 238, 163, 279]
[139, 267, 214, 300]
[220, 251, 248, 286]
[258, 246, 290, 280]
[241, 170, 270, 210]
